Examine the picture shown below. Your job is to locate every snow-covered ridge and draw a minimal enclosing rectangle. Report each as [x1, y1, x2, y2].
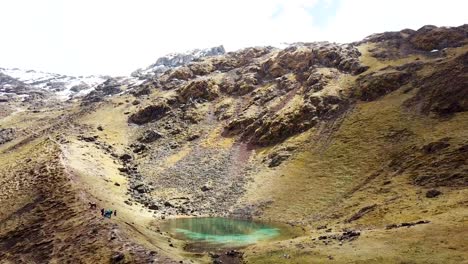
[132, 45, 225, 78]
[0, 45, 226, 101]
[0, 67, 108, 100]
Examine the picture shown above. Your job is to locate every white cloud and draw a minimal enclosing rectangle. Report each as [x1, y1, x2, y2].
[0, 0, 466, 76]
[325, 0, 468, 43]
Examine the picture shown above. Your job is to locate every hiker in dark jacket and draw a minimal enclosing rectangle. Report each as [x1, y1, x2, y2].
[104, 209, 113, 218]
[100, 208, 105, 216]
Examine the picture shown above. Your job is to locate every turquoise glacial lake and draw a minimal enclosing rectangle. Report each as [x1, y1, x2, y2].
[161, 217, 294, 250]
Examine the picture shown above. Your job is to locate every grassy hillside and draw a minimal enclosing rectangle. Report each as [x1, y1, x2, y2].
[0, 25, 466, 263]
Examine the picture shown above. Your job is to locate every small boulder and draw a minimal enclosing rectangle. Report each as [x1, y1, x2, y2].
[135, 185, 147, 194]
[132, 143, 147, 154]
[120, 154, 132, 162]
[201, 185, 212, 192]
[266, 151, 291, 167]
[422, 140, 450, 154]
[148, 203, 159, 210]
[426, 189, 442, 198]
[169, 142, 179, 149]
[0, 128, 15, 145]
[187, 134, 200, 141]
[138, 130, 163, 143]
[118, 167, 129, 173]
[164, 201, 174, 207]
[78, 135, 98, 142]
[111, 252, 125, 263]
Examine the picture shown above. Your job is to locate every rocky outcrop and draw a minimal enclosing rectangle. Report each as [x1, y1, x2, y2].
[409, 25, 468, 51]
[133, 46, 226, 79]
[345, 204, 377, 223]
[256, 96, 348, 146]
[388, 138, 468, 187]
[167, 67, 194, 81]
[128, 102, 170, 125]
[224, 113, 262, 136]
[262, 43, 368, 79]
[219, 72, 260, 96]
[153, 46, 225, 68]
[354, 70, 412, 101]
[188, 61, 215, 76]
[264, 147, 296, 167]
[82, 78, 122, 104]
[404, 52, 468, 116]
[362, 24, 468, 58]
[177, 79, 219, 103]
[0, 128, 15, 144]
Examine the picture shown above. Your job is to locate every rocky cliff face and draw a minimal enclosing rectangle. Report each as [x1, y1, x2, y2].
[0, 25, 467, 264]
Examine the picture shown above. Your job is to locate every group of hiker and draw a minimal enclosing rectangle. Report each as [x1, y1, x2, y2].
[101, 208, 117, 218]
[89, 202, 117, 219]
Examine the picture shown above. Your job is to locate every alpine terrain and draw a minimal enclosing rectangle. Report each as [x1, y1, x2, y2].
[0, 25, 467, 263]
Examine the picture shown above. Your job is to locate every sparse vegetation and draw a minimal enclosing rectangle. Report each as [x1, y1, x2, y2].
[0, 25, 467, 263]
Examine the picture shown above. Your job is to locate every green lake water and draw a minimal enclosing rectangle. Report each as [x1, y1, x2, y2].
[161, 217, 293, 250]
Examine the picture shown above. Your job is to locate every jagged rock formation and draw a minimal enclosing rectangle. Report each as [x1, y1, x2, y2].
[131, 46, 225, 78]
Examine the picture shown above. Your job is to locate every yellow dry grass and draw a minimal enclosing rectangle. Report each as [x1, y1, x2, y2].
[200, 125, 235, 149]
[238, 44, 468, 263]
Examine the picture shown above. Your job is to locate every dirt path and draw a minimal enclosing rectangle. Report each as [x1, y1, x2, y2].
[0, 137, 179, 263]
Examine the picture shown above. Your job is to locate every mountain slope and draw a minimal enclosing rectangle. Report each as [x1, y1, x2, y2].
[0, 25, 467, 264]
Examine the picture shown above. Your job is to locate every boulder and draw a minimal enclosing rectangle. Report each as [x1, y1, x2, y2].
[148, 203, 159, 210]
[426, 189, 442, 198]
[133, 183, 147, 194]
[120, 154, 132, 162]
[110, 252, 125, 263]
[201, 185, 212, 192]
[169, 142, 179, 149]
[164, 201, 174, 207]
[78, 135, 98, 142]
[132, 143, 147, 154]
[0, 128, 15, 145]
[422, 140, 450, 154]
[187, 134, 200, 141]
[266, 151, 291, 167]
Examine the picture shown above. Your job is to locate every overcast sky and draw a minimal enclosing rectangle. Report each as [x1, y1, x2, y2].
[0, 0, 466, 76]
